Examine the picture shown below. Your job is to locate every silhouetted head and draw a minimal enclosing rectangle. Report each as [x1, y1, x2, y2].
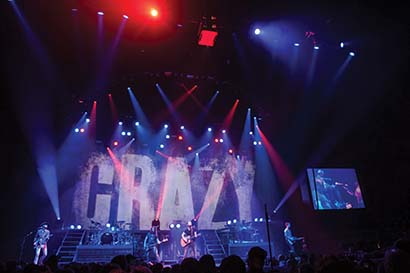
[247, 246, 267, 270]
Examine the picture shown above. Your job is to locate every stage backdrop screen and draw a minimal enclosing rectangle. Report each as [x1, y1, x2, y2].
[306, 168, 365, 210]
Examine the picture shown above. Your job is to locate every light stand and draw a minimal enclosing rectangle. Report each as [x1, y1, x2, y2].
[19, 230, 35, 264]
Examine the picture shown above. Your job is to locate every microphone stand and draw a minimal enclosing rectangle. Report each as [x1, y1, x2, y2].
[264, 204, 273, 272]
[19, 230, 34, 264]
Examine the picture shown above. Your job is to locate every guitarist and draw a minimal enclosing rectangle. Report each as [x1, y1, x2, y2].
[33, 222, 51, 265]
[144, 226, 167, 263]
[181, 221, 199, 259]
[283, 222, 304, 255]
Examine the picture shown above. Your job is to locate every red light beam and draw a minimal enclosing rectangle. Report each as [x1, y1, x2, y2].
[221, 99, 239, 131]
[256, 126, 294, 186]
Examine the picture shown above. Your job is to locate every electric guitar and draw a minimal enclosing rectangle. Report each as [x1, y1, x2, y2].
[145, 238, 168, 252]
[180, 233, 201, 248]
[33, 234, 53, 248]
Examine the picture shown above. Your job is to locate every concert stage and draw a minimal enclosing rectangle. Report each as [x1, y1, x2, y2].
[74, 245, 134, 263]
[51, 228, 280, 266]
[227, 242, 273, 260]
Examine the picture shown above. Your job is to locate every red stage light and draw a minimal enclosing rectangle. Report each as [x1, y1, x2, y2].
[150, 8, 158, 17]
[178, 135, 183, 141]
[214, 138, 219, 143]
[198, 30, 218, 47]
[79, 128, 85, 133]
[187, 146, 193, 151]
[228, 149, 233, 154]
[113, 141, 119, 146]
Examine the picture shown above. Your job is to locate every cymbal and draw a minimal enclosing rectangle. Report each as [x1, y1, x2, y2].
[91, 220, 102, 225]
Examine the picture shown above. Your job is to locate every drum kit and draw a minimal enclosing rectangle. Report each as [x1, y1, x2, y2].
[88, 220, 134, 246]
[228, 221, 261, 242]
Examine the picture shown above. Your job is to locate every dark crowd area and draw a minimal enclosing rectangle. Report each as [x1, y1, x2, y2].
[2, 237, 410, 273]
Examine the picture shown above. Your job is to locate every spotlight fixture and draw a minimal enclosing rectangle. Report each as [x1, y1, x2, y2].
[294, 43, 300, 47]
[208, 127, 212, 132]
[349, 51, 355, 57]
[119, 121, 123, 125]
[135, 121, 140, 126]
[176, 223, 181, 229]
[74, 128, 80, 133]
[86, 118, 91, 123]
[198, 16, 218, 47]
[150, 8, 158, 17]
[121, 132, 126, 136]
[254, 28, 261, 35]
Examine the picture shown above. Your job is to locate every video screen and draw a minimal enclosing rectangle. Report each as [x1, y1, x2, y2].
[306, 168, 365, 210]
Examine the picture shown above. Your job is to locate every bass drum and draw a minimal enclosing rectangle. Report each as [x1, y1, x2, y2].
[100, 232, 117, 245]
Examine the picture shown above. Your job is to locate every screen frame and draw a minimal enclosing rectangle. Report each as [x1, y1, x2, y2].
[306, 167, 366, 211]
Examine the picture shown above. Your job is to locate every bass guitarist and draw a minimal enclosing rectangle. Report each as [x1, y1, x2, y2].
[144, 226, 168, 263]
[283, 222, 304, 255]
[180, 221, 200, 259]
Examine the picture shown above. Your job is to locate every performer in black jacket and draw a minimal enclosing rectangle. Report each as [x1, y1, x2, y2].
[283, 222, 303, 254]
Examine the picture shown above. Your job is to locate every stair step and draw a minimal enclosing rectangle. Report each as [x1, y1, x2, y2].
[63, 241, 81, 245]
[59, 251, 76, 255]
[208, 252, 224, 255]
[59, 258, 74, 262]
[208, 248, 223, 251]
[60, 245, 78, 248]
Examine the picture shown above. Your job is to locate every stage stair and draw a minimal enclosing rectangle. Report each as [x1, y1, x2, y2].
[201, 230, 226, 265]
[56, 229, 86, 265]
